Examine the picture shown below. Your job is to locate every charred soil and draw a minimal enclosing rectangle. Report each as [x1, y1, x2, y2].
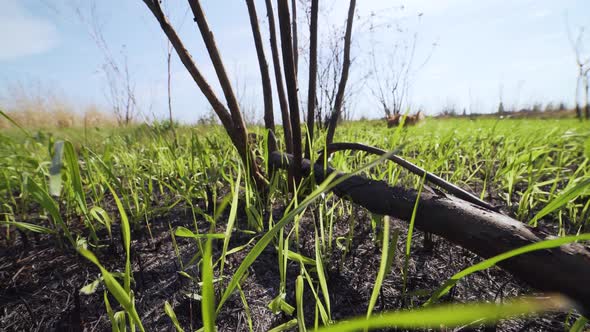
[0, 199, 583, 331]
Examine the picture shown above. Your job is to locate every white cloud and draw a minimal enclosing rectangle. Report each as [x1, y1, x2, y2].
[0, 1, 59, 61]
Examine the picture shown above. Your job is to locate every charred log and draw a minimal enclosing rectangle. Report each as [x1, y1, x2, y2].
[269, 151, 590, 316]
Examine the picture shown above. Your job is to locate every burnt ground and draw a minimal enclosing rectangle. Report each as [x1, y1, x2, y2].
[0, 198, 587, 332]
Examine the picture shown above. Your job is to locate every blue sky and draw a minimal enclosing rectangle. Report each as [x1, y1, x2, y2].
[1, 0, 589, 123]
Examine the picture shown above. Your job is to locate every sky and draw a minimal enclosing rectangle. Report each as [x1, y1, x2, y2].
[1, 0, 589, 123]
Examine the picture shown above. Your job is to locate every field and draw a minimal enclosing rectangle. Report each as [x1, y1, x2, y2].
[1, 117, 589, 331]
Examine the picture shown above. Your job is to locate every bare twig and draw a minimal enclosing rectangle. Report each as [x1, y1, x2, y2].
[74, 2, 139, 125]
[167, 40, 174, 128]
[566, 18, 590, 120]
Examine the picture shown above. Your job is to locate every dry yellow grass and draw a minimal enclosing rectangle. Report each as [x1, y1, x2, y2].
[0, 81, 118, 129]
[0, 106, 118, 129]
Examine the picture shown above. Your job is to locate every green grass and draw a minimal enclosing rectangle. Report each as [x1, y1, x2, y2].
[1, 117, 589, 330]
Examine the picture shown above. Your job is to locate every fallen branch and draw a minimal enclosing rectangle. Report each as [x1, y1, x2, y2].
[269, 151, 590, 316]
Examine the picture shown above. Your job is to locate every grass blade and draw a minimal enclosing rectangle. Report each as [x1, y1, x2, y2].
[64, 141, 87, 214]
[220, 168, 241, 277]
[0, 109, 32, 138]
[26, 178, 75, 246]
[316, 294, 571, 331]
[0, 221, 55, 234]
[237, 283, 254, 332]
[402, 174, 426, 295]
[174, 226, 225, 239]
[201, 237, 216, 332]
[296, 275, 306, 332]
[106, 184, 132, 294]
[366, 216, 392, 321]
[164, 301, 184, 332]
[268, 319, 298, 332]
[314, 233, 331, 320]
[570, 316, 588, 332]
[78, 248, 145, 331]
[89, 206, 112, 238]
[104, 291, 119, 332]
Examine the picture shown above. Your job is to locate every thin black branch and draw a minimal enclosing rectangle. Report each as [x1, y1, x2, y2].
[320, 142, 499, 211]
[245, 0, 276, 149]
[325, 0, 356, 145]
[277, 0, 303, 183]
[305, 0, 319, 159]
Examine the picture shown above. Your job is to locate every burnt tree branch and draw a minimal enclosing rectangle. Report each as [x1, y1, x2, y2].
[305, 0, 319, 159]
[188, 0, 242, 121]
[325, 0, 356, 145]
[277, 0, 303, 183]
[291, 0, 298, 75]
[245, 0, 276, 151]
[269, 151, 590, 316]
[144, 0, 265, 187]
[142, 0, 233, 130]
[264, 0, 293, 154]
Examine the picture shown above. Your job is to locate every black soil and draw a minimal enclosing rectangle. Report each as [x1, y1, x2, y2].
[0, 199, 585, 331]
